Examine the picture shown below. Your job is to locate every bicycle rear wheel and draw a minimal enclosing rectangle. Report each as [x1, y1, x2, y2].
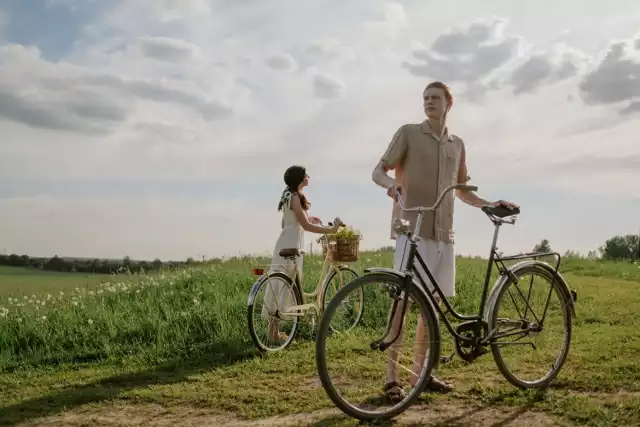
[489, 263, 572, 388]
[247, 272, 303, 353]
[315, 272, 441, 421]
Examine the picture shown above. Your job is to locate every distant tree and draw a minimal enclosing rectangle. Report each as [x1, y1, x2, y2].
[533, 239, 551, 253]
[599, 234, 640, 261]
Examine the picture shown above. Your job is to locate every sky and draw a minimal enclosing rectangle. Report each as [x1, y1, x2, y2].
[1, 0, 640, 261]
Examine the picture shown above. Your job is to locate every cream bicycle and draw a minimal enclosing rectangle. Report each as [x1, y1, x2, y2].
[247, 220, 365, 353]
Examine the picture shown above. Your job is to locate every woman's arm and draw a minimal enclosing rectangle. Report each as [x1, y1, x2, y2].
[291, 195, 340, 234]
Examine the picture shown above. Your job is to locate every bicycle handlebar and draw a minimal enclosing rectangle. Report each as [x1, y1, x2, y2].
[394, 183, 479, 213]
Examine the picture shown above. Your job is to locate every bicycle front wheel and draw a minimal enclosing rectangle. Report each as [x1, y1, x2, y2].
[315, 272, 441, 422]
[321, 265, 363, 333]
[489, 263, 572, 388]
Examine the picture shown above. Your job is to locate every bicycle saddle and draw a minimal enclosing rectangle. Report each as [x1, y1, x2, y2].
[279, 248, 305, 258]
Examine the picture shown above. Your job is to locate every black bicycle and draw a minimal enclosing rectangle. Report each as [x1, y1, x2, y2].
[315, 183, 578, 421]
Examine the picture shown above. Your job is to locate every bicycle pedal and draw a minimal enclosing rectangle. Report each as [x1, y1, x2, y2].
[440, 353, 455, 364]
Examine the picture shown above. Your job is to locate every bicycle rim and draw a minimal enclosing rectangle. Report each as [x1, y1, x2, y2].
[315, 272, 440, 421]
[322, 266, 364, 333]
[248, 272, 302, 353]
[490, 264, 572, 388]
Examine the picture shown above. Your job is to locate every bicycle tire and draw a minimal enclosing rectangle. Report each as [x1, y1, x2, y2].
[315, 272, 441, 421]
[247, 271, 303, 353]
[489, 263, 572, 389]
[321, 265, 364, 332]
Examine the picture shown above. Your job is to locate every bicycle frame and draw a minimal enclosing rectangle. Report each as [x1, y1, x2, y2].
[373, 183, 564, 349]
[253, 243, 351, 318]
[392, 216, 562, 346]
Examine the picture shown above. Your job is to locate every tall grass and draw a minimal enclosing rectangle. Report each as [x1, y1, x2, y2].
[0, 252, 637, 372]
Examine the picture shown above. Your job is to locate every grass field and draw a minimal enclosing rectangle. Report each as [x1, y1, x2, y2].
[0, 253, 638, 426]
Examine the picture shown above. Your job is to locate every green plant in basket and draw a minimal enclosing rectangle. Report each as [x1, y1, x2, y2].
[333, 225, 362, 240]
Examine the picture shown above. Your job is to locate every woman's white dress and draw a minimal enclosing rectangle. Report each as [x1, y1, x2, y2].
[262, 191, 304, 321]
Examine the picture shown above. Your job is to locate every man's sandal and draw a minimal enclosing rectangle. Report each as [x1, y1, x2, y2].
[382, 381, 407, 402]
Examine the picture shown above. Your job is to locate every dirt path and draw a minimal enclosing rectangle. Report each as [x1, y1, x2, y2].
[16, 400, 564, 427]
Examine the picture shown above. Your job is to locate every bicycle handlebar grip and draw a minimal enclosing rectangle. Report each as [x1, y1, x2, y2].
[458, 184, 478, 192]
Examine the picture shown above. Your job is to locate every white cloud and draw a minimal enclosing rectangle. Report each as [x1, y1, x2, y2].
[138, 36, 201, 62]
[2, 1, 640, 259]
[578, 36, 640, 113]
[312, 72, 346, 99]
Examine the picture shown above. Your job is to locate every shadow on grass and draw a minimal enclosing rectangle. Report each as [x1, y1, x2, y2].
[0, 340, 257, 427]
[306, 390, 547, 427]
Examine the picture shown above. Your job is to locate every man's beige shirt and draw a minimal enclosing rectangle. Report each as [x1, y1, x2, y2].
[379, 120, 467, 244]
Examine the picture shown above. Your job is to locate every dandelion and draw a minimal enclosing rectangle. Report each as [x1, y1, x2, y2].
[87, 319, 94, 325]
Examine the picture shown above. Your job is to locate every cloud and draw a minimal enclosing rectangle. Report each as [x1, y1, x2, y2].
[138, 36, 201, 62]
[401, 17, 591, 99]
[3, 1, 640, 260]
[0, 90, 126, 134]
[0, 43, 232, 135]
[265, 53, 297, 71]
[312, 72, 346, 99]
[402, 17, 524, 84]
[578, 37, 640, 114]
[509, 46, 588, 95]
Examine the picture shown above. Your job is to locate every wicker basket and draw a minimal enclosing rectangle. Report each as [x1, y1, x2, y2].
[321, 234, 361, 262]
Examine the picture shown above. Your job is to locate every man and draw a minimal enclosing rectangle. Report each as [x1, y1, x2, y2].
[371, 81, 518, 401]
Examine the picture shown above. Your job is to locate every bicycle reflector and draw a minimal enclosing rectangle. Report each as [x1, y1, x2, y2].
[252, 267, 264, 276]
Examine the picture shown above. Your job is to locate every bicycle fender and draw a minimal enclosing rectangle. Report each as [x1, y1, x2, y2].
[247, 275, 268, 306]
[483, 260, 576, 325]
[363, 267, 406, 278]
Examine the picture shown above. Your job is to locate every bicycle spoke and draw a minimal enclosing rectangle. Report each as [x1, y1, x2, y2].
[490, 266, 571, 388]
[316, 273, 440, 421]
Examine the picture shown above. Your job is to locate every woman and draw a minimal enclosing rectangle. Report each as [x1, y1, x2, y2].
[263, 165, 343, 342]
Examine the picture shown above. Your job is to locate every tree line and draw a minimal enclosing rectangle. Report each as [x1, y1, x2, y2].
[532, 233, 640, 261]
[0, 254, 210, 274]
[1, 233, 638, 275]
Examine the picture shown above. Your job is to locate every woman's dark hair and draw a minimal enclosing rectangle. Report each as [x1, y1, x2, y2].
[278, 165, 310, 211]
